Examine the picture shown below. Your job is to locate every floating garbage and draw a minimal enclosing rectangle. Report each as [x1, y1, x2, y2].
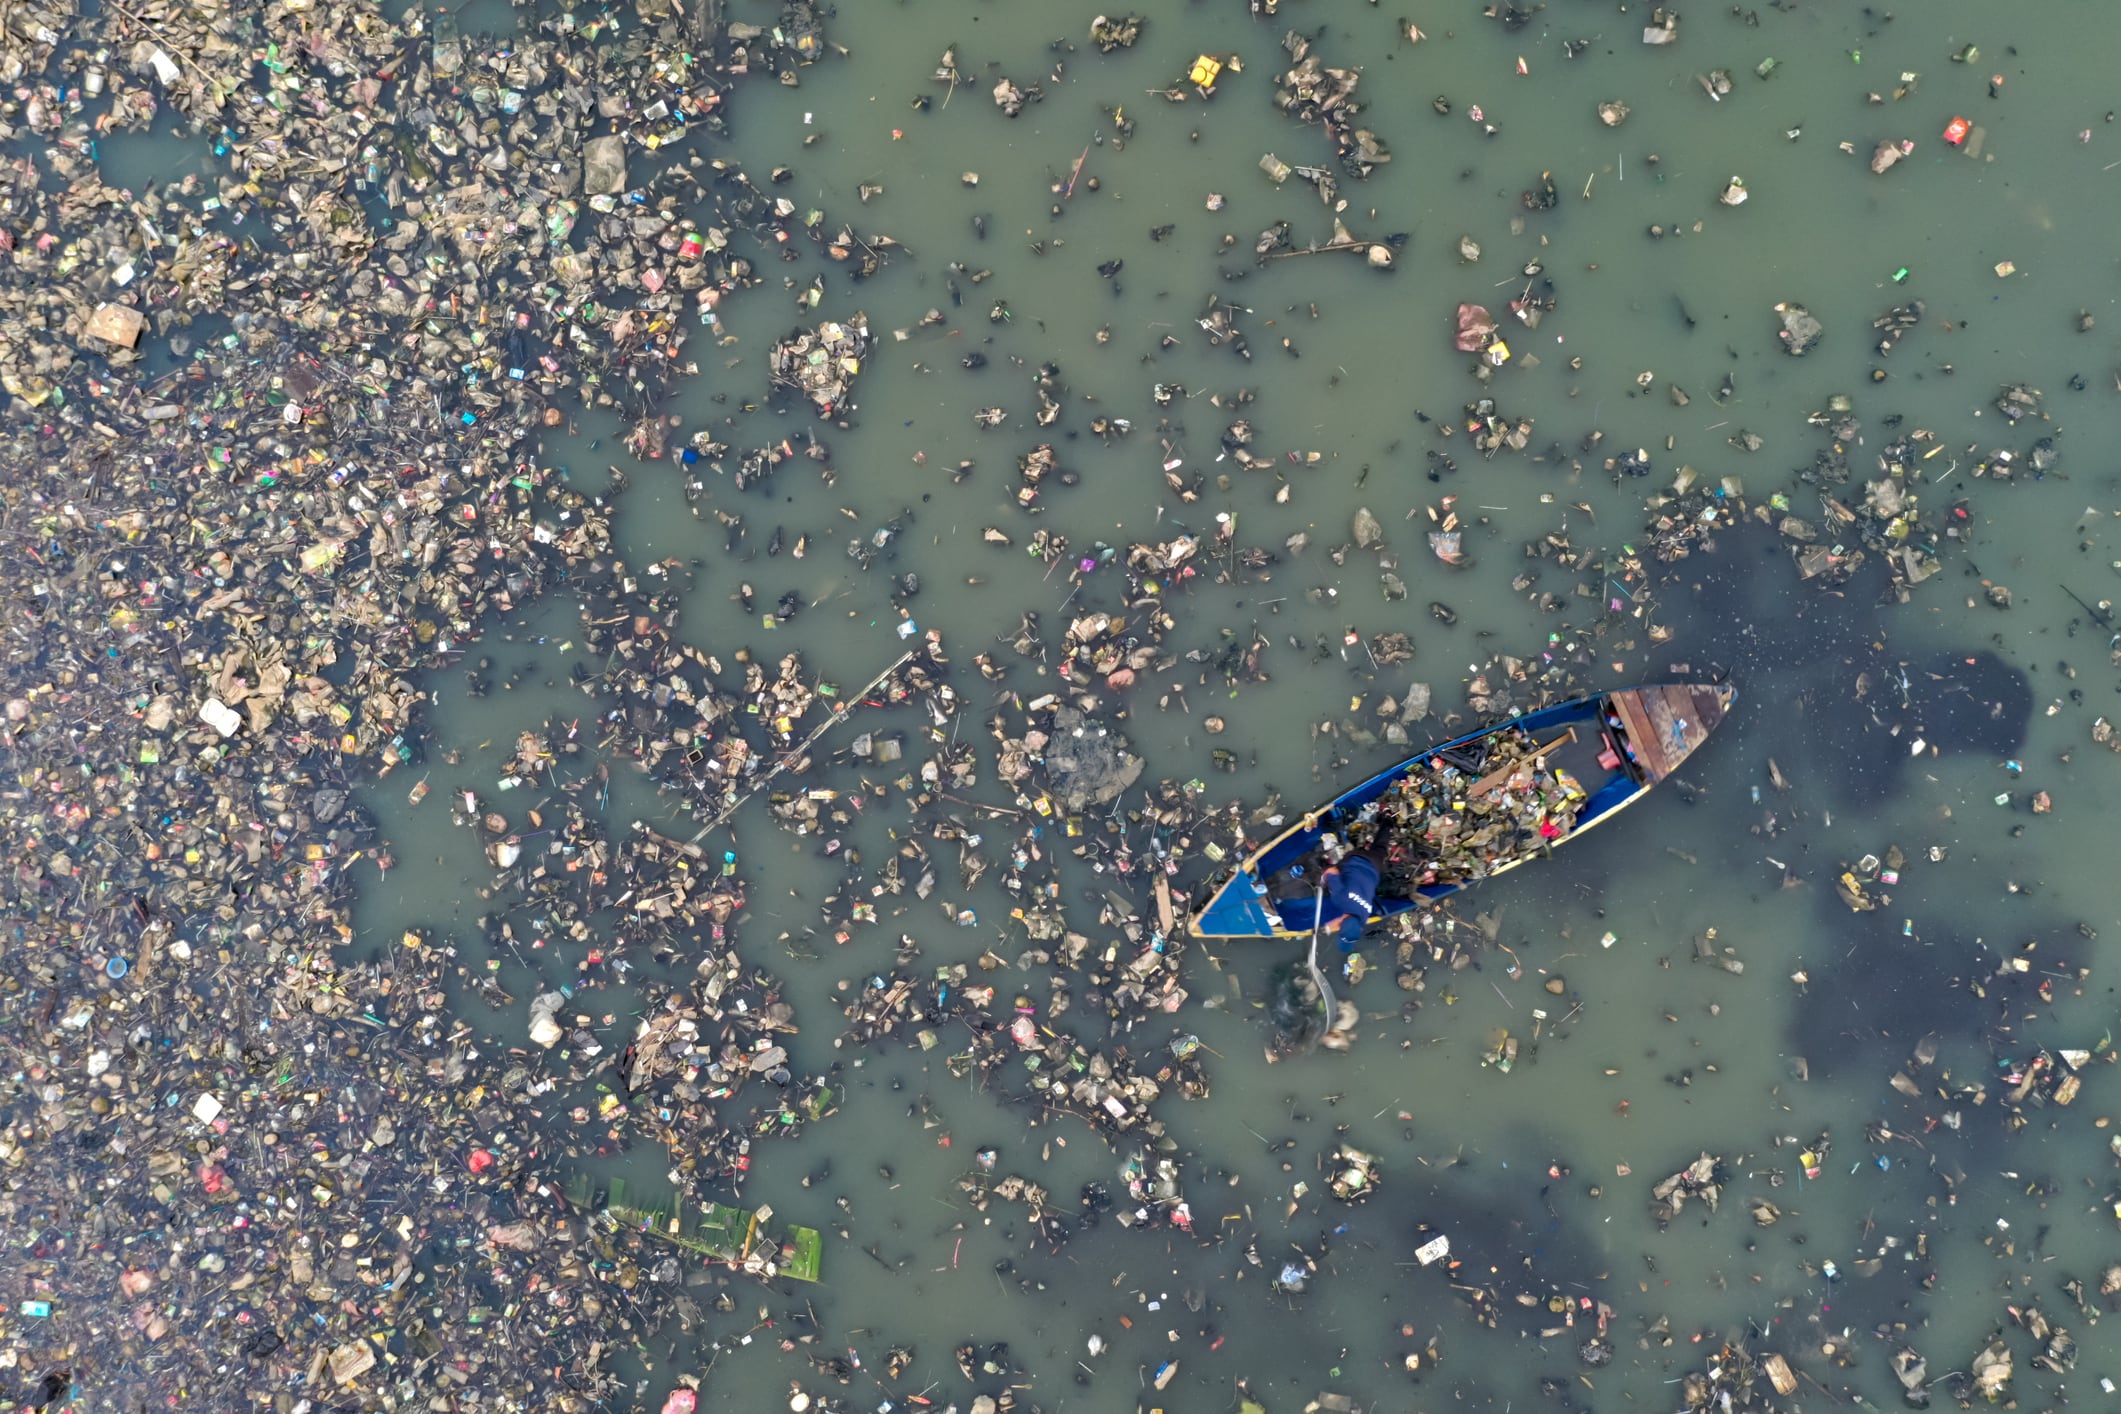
[1089, 13, 1144, 51]
[1272, 31, 1388, 174]
[84, 302, 146, 350]
[1455, 302, 1499, 352]
[1353, 506, 1385, 549]
[1871, 138, 1915, 173]
[1774, 300, 1824, 355]
[1326, 1143, 1380, 1201]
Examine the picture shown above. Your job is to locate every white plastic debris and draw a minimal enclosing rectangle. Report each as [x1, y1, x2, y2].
[199, 697, 242, 737]
[528, 991, 566, 1049]
[192, 1093, 224, 1124]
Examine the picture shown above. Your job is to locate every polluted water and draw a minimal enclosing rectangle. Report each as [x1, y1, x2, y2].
[7, 0, 2121, 1411]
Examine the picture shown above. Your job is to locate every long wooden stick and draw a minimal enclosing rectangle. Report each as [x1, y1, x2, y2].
[1063, 145, 1091, 199]
[1265, 240, 1373, 261]
[2061, 584, 2113, 629]
[102, 0, 218, 87]
[687, 648, 915, 843]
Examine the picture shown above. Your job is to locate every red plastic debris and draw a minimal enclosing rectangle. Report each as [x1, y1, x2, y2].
[1943, 116, 1970, 146]
[467, 1148, 495, 1174]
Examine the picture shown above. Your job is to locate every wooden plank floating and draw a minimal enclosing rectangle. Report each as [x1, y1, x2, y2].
[567, 1175, 824, 1282]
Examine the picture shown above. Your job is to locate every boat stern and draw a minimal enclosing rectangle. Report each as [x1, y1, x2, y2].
[1608, 681, 1737, 783]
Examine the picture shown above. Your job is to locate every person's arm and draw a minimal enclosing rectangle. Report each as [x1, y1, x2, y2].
[1316, 867, 1346, 931]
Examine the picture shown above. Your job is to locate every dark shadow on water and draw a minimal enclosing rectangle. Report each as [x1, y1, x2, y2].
[1395, 1148, 1615, 1320]
[1652, 524, 2030, 810]
[1785, 886, 2089, 1089]
[1902, 649, 2033, 764]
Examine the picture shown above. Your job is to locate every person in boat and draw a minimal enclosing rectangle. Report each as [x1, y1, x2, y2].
[1317, 847, 1383, 951]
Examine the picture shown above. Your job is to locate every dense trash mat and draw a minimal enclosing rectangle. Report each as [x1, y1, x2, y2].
[6, 0, 2121, 1411]
[0, 0, 849, 1405]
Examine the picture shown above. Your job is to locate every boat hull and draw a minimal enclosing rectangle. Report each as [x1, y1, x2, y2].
[1189, 683, 1735, 939]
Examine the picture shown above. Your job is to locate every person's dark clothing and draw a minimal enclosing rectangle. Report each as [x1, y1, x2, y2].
[1322, 854, 1380, 949]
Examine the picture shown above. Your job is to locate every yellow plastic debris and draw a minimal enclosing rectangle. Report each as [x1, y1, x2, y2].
[1189, 55, 1222, 89]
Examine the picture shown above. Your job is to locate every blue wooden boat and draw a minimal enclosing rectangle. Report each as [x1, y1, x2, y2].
[1189, 683, 1736, 939]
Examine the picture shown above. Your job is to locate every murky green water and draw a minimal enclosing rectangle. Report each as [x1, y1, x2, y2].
[102, 0, 2121, 1408]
